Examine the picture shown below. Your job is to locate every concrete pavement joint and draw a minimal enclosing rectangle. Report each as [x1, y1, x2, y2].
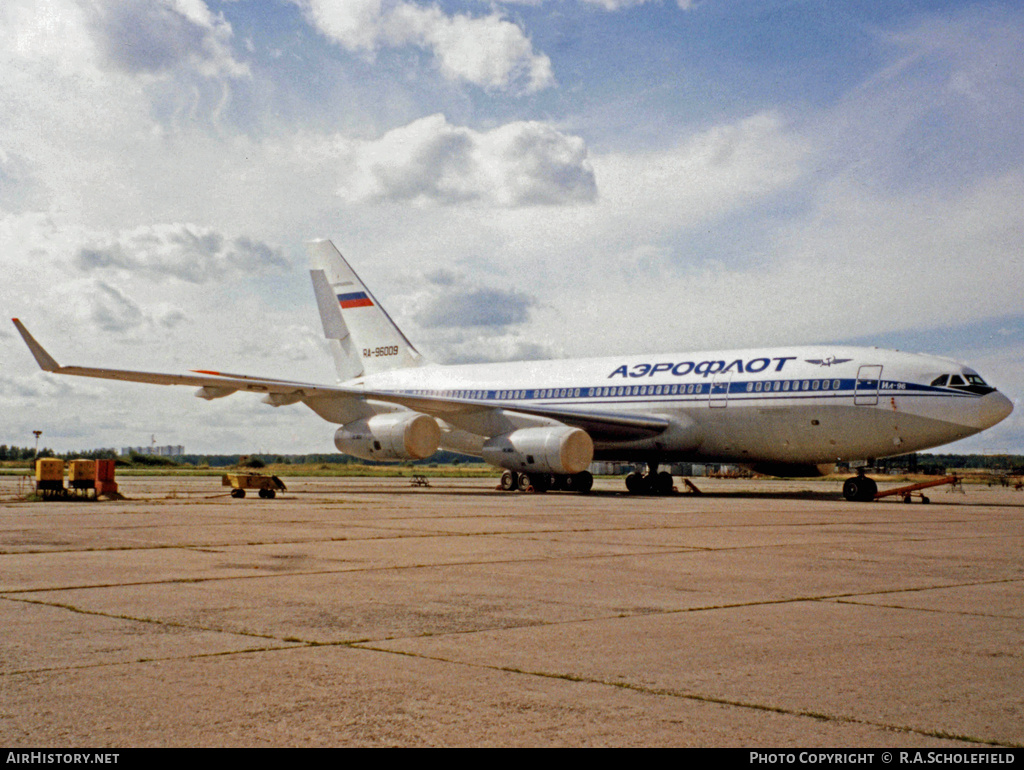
[347, 643, 1020, 748]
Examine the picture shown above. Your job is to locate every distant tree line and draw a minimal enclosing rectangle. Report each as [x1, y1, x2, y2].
[0, 445, 55, 461]
[916, 453, 1024, 472]
[868, 453, 1024, 474]
[5, 444, 1021, 473]
[0, 449, 487, 467]
[174, 450, 485, 468]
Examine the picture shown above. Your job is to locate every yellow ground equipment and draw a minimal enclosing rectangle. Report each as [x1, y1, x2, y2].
[68, 459, 96, 496]
[221, 473, 286, 499]
[33, 458, 119, 500]
[35, 458, 66, 499]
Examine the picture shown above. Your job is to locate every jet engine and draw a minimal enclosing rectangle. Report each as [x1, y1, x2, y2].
[481, 426, 594, 475]
[334, 412, 441, 461]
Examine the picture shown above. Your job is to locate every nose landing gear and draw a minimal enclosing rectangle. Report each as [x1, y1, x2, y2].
[842, 471, 878, 502]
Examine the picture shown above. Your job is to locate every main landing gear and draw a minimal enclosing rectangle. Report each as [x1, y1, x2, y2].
[842, 470, 878, 502]
[499, 470, 594, 494]
[625, 463, 675, 496]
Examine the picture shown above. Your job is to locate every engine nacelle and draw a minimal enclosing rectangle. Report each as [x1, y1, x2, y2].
[481, 426, 594, 475]
[334, 412, 441, 462]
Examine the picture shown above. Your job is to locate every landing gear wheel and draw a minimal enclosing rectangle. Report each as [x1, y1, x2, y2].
[861, 476, 877, 500]
[655, 471, 674, 495]
[625, 472, 646, 494]
[842, 476, 877, 502]
[567, 471, 593, 494]
[519, 473, 549, 493]
[231, 488, 245, 499]
[500, 470, 519, 491]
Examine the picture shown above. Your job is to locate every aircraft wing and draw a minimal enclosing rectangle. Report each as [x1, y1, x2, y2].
[323, 389, 669, 441]
[12, 319, 338, 398]
[13, 319, 667, 441]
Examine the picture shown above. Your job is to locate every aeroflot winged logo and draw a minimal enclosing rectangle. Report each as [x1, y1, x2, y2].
[337, 291, 374, 309]
[805, 356, 853, 367]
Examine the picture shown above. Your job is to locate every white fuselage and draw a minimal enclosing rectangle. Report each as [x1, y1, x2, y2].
[345, 345, 1013, 469]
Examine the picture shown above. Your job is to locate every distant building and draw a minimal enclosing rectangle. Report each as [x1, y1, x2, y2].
[122, 445, 185, 457]
[589, 461, 640, 476]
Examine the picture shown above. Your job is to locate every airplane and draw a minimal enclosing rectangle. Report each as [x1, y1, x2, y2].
[12, 239, 1014, 502]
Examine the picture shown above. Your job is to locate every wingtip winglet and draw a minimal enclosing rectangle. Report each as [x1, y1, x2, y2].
[11, 319, 61, 372]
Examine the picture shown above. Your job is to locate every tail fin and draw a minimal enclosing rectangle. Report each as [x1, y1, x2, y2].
[310, 269, 365, 381]
[306, 240, 427, 377]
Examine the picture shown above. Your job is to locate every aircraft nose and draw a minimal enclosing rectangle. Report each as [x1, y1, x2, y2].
[977, 392, 1014, 429]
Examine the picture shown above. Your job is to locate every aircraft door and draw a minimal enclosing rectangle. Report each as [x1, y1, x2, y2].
[854, 365, 883, 406]
[709, 371, 733, 408]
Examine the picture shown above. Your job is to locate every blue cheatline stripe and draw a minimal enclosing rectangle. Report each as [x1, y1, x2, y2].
[390, 379, 975, 402]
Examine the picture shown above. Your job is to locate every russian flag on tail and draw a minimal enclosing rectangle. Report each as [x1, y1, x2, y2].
[338, 291, 374, 309]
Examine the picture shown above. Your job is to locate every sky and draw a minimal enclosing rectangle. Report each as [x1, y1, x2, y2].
[1, 0, 1022, 456]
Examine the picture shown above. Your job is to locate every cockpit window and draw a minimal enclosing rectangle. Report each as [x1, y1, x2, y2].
[938, 372, 996, 395]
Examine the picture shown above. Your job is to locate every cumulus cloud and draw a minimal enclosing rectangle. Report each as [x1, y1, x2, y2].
[337, 114, 596, 206]
[0, 371, 76, 402]
[84, 0, 248, 79]
[388, 267, 549, 362]
[0, 146, 45, 213]
[408, 268, 538, 330]
[431, 335, 557, 365]
[500, 0, 694, 9]
[82, 280, 148, 333]
[43, 277, 187, 335]
[74, 224, 288, 283]
[578, 0, 693, 9]
[417, 287, 537, 329]
[301, 0, 553, 92]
